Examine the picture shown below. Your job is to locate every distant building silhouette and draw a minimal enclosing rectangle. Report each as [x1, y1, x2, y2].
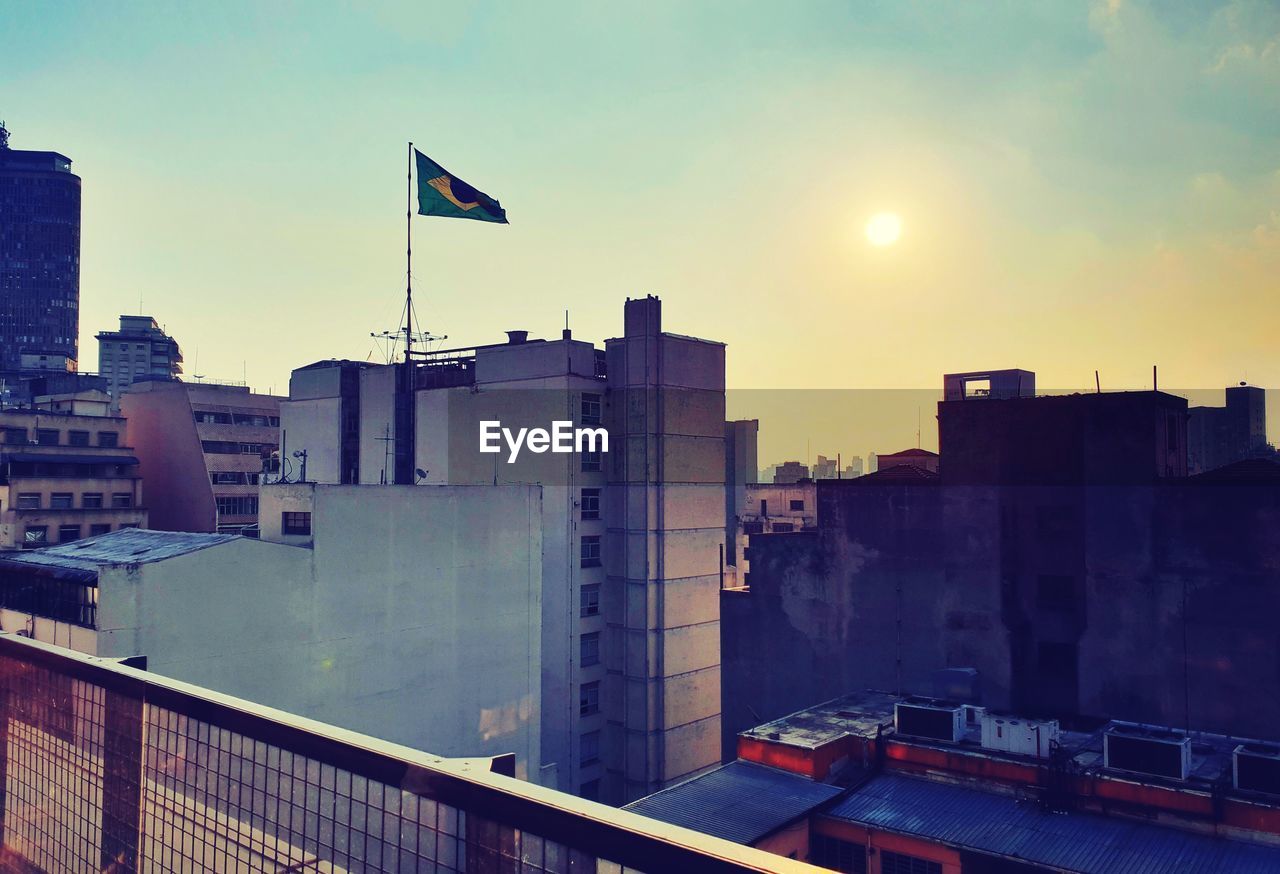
[0, 127, 81, 404]
[723, 371, 1280, 757]
[772, 460, 809, 483]
[1187, 383, 1269, 474]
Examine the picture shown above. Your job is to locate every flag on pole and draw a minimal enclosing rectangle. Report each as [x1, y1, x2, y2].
[415, 150, 508, 224]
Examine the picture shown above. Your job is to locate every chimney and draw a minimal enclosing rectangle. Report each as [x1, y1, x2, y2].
[505, 330, 528, 345]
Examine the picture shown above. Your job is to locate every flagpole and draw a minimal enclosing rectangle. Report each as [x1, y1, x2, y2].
[405, 141, 413, 359]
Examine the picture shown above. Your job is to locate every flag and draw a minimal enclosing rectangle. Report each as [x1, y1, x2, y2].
[415, 150, 508, 224]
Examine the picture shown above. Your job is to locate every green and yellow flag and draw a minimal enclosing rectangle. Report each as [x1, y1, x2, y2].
[415, 150, 508, 224]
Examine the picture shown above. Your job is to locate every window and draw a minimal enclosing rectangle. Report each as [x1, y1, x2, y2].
[580, 487, 600, 521]
[97, 431, 119, 448]
[579, 779, 600, 801]
[580, 730, 600, 766]
[50, 493, 73, 509]
[1036, 574, 1075, 612]
[89, 524, 111, 536]
[36, 429, 59, 446]
[580, 584, 600, 617]
[68, 430, 90, 447]
[580, 632, 600, 667]
[282, 512, 312, 535]
[3, 428, 28, 445]
[111, 493, 134, 509]
[580, 393, 602, 425]
[82, 493, 103, 509]
[789, 499, 805, 511]
[216, 496, 259, 516]
[579, 681, 600, 716]
[210, 471, 242, 485]
[810, 834, 867, 874]
[58, 524, 80, 543]
[760, 499, 768, 516]
[580, 535, 602, 568]
[16, 493, 40, 510]
[23, 527, 48, 546]
[201, 440, 240, 454]
[581, 449, 602, 473]
[880, 850, 941, 874]
[194, 411, 232, 424]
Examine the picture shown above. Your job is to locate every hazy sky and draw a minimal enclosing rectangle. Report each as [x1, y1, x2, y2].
[4, 1, 1278, 412]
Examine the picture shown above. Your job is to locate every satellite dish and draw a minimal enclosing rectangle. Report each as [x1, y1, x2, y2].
[415, 468, 428, 482]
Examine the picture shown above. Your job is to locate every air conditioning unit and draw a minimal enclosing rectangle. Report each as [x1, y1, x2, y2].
[1234, 743, 1280, 796]
[980, 714, 1059, 758]
[895, 698, 964, 743]
[1103, 723, 1191, 781]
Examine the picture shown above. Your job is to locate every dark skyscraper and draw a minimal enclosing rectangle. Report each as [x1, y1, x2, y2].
[0, 124, 82, 386]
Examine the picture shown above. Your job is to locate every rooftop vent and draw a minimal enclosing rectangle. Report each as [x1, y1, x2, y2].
[506, 330, 528, 345]
[1103, 723, 1191, 781]
[894, 698, 964, 743]
[980, 713, 1059, 758]
[1234, 743, 1280, 796]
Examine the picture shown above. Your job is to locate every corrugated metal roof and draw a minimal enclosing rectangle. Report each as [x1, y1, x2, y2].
[0, 529, 240, 571]
[624, 761, 844, 845]
[826, 773, 1280, 874]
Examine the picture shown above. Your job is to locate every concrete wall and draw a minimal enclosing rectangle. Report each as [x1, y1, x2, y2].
[121, 382, 216, 532]
[99, 484, 548, 778]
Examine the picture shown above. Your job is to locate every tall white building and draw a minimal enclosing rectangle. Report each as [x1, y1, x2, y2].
[278, 296, 727, 802]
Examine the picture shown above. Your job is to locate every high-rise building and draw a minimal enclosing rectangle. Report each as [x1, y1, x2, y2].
[96, 315, 183, 409]
[0, 126, 81, 400]
[277, 296, 727, 803]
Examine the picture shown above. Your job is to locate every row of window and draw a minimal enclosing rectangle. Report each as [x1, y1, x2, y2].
[194, 411, 280, 427]
[808, 836, 941, 874]
[2, 427, 119, 447]
[13, 491, 133, 510]
[24, 522, 136, 546]
[210, 471, 261, 486]
[201, 441, 272, 456]
[215, 496, 259, 517]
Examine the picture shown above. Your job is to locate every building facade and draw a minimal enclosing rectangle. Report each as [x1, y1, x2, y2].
[0, 133, 81, 404]
[120, 379, 281, 534]
[722, 378, 1280, 757]
[95, 315, 183, 410]
[278, 296, 727, 803]
[0, 405, 145, 548]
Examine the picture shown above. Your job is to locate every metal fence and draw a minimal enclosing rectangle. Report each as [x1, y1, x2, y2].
[0, 635, 817, 874]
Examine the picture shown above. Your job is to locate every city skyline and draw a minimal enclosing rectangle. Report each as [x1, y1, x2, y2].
[3, 1, 1277, 399]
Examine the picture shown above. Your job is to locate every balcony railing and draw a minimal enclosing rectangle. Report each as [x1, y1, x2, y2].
[0, 634, 819, 873]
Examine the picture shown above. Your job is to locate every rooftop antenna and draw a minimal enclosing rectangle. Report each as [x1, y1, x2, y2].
[193, 348, 204, 382]
[1095, 370, 1101, 394]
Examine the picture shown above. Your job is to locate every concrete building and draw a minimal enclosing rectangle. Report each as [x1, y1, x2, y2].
[772, 461, 809, 484]
[96, 315, 183, 410]
[121, 379, 282, 534]
[844, 456, 864, 478]
[0, 406, 145, 549]
[0, 517, 546, 777]
[277, 296, 726, 803]
[722, 376, 1280, 757]
[1187, 383, 1270, 474]
[634, 690, 1280, 873]
[811, 455, 838, 480]
[0, 129, 81, 403]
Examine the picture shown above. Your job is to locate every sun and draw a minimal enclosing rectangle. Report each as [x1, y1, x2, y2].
[866, 212, 903, 247]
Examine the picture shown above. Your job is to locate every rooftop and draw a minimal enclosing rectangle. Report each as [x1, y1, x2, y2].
[826, 772, 1280, 874]
[624, 761, 844, 845]
[0, 528, 239, 572]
